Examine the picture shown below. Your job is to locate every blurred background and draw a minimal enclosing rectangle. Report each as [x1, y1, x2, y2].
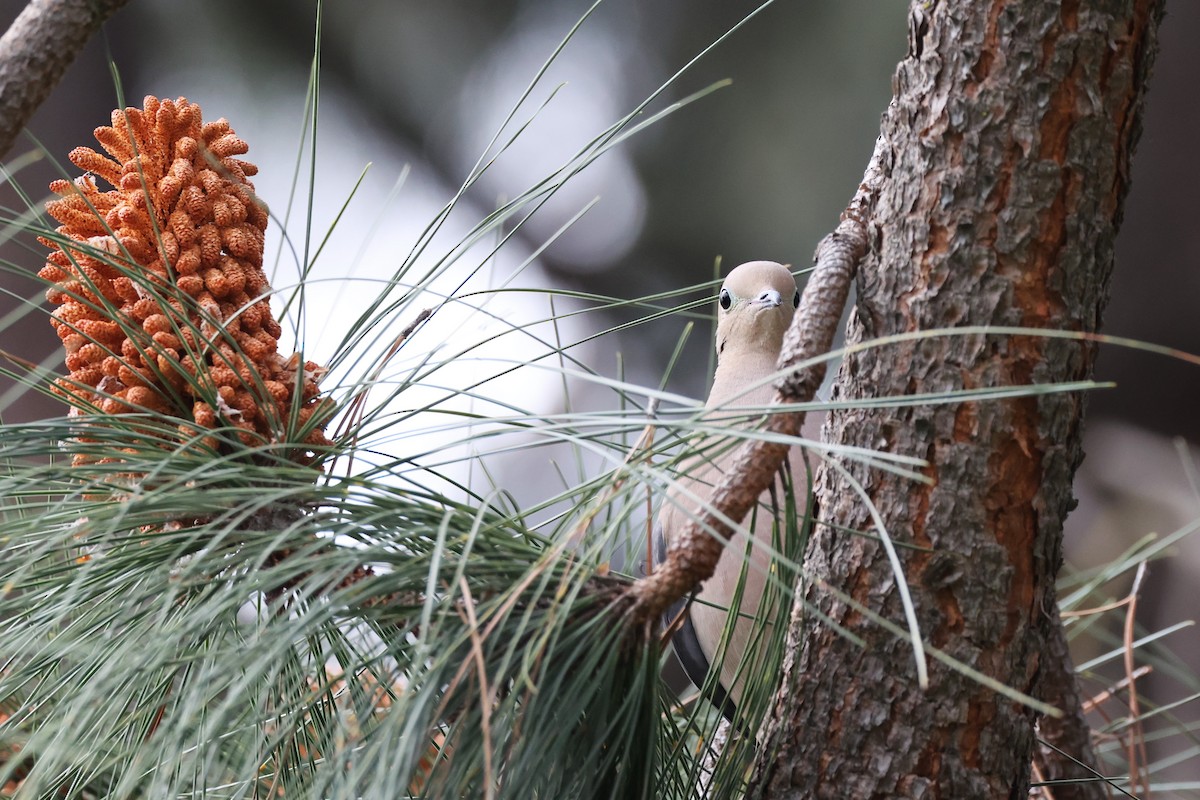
[1, 0, 1197, 785]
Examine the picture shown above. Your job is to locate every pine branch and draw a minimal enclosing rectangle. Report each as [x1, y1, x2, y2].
[0, 0, 131, 159]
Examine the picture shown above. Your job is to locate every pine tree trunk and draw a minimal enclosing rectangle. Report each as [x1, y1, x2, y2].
[749, 1, 1164, 797]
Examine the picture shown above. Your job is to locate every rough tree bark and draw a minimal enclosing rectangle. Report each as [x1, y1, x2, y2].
[749, 1, 1164, 798]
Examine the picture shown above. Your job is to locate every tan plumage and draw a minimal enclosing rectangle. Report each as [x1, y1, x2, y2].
[656, 260, 809, 718]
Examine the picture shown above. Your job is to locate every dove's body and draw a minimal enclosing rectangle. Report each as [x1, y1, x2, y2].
[655, 260, 809, 720]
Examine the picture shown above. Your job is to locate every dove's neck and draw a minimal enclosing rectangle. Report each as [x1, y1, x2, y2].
[706, 347, 781, 411]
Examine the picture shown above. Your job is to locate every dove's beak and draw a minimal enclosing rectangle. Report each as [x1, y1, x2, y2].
[751, 289, 783, 309]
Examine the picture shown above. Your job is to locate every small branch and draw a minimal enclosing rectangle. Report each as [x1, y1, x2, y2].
[456, 575, 497, 800]
[1029, 759, 1056, 800]
[626, 134, 890, 625]
[0, 0, 132, 160]
[1123, 562, 1149, 798]
[1082, 666, 1152, 714]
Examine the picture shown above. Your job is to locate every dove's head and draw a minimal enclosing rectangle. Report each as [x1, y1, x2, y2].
[714, 260, 799, 362]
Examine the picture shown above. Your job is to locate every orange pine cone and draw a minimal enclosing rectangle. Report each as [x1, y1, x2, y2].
[39, 95, 331, 468]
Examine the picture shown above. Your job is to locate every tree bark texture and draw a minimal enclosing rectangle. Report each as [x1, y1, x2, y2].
[0, 0, 131, 160]
[1036, 602, 1108, 800]
[749, 1, 1164, 798]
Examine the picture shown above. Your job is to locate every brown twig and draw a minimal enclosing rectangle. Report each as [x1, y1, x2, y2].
[1082, 666, 1153, 714]
[1123, 562, 1149, 798]
[0, 0, 132, 160]
[625, 134, 889, 625]
[1030, 758, 1056, 800]
[1061, 598, 1136, 618]
[456, 575, 497, 800]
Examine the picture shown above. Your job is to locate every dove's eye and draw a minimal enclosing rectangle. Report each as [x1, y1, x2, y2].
[719, 289, 732, 310]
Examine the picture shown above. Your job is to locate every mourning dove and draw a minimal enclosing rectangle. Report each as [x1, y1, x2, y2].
[654, 260, 813, 720]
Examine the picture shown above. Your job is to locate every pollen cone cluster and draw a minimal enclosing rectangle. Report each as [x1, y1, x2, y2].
[38, 95, 331, 467]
